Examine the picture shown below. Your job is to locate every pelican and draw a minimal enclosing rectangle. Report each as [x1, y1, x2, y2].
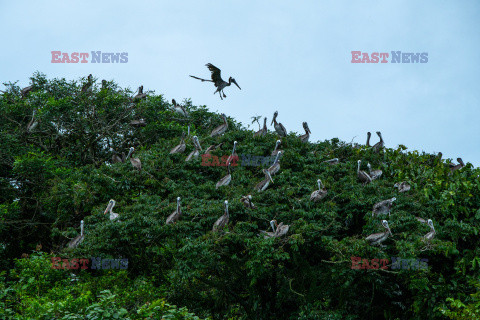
[130, 119, 146, 127]
[271, 140, 283, 156]
[449, 158, 465, 172]
[126, 147, 142, 171]
[372, 197, 396, 217]
[267, 151, 282, 176]
[133, 85, 147, 100]
[366, 220, 391, 246]
[226, 141, 238, 166]
[240, 195, 256, 209]
[357, 160, 372, 184]
[367, 163, 382, 180]
[170, 133, 186, 154]
[213, 200, 229, 232]
[204, 142, 224, 155]
[111, 150, 126, 163]
[254, 117, 268, 137]
[21, 85, 33, 98]
[424, 219, 436, 241]
[299, 122, 311, 143]
[415, 217, 427, 224]
[210, 114, 228, 137]
[190, 63, 241, 100]
[271, 111, 287, 137]
[254, 169, 274, 192]
[166, 197, 182, 224]
[216, 163, 232, 189]
[324, 158, 339, 165]
[186, 136, 202, 162]
[101, 80, 108, 90]
[394, 182, 411, 193]
[27, 109, 38, 132]
[104, 199, 120, 221]
[366, 132, 371, 147]
[172, 99, 189, 117]
[259, 220, 277, 238]
[273, 220, 290, 237]
[372, 131, 384, 153]
[310, 179, 327, 202]
[67, 220, 84, 249]
[81, 74, 93, 94]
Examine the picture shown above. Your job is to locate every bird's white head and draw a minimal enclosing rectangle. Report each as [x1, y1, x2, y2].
[382, 220, 391, 235]
[427, 219, 435, 231]
[392, 197, 397, 202]
[270, 220, 276, 232]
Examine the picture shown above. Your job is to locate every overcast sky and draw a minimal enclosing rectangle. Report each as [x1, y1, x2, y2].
[1, 1, 479, 165]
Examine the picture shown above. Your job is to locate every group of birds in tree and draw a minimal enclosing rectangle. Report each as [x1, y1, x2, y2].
[13, 68, 459, 250]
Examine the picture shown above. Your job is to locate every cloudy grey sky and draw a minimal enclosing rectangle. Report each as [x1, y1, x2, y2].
[1, 1, 479, 165]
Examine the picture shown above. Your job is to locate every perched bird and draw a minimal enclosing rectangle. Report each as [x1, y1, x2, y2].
[26, 109, 39, 132]
[226, 141, 238, 166]
[272, 220, 290, 237]
[216, 163, 232, 189]
[299, 122, 311, 142]
[372, 198, 396, 217]
[204, 142, 224, 155]
[267, 151, 282, 176]
[324, 158, 339, 165]
[172, 99, 189, 117]
[81, 74, 93, 94]
[372, 131, 384, 153]
[21, 85, 33, 98]
[133, 85, 147, 100]
[394, 182, 411, 193]
[111, 150, 126, 163]
[367, 163, 382, 180]
[449, 158, 465, 172]
[415, 217, 427, 224]
[271, 140, 283, 156]
[130, 119, 146, 127]
[254, 169, 274, 192]
[104, 199, 120, 221]
[310, 179, 327, 202]
[67, 220, 84, 249]
[254, 117, 268, 137]
[271, 111, 287, 137]
[366, 132, 371, 147]
[126, 147, 142, 171]
[259, 220, 277, 238]
[101, 80, 108, 90]
[240, 195, 256, 209]
[166, 197, 182, 224]
[185, 136, 202, 162]
[210, 114, 228, 137]
[424, 219, 436, 241]
[365, 220, 392, 246]
[357, 160, 372, 184]
[170, 133, 186, 154]
[190, 63, 241, 100]
[213, 200, 230, 232]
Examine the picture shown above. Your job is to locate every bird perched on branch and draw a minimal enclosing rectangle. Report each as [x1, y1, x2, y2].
[271, 111, 287, 137]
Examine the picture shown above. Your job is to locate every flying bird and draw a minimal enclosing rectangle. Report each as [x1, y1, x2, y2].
[190, 63, 241, 100]
[67, 220, 85, 249]
[166, 197, 182, 224]
[271, 111, 287, 137]
[213, 200, 230, 232]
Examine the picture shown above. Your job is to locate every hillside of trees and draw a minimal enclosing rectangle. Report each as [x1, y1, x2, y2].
[1, 73, 480, 319]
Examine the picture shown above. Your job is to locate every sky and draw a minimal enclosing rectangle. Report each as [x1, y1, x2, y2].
[1, 1, 479, 165]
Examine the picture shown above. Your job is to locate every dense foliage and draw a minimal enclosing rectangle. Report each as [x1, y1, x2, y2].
[1, 73, 479, 319]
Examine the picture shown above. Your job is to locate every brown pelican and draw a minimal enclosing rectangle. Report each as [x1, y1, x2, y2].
[272, 220, 290, 237]
[21, 85, 33, 98]
[213, 200, 229, 232]
[259, 220, 277, 238]
[254, 117, 268, 137]
[372, 197, 396, 217]
[240, 195, 256, 209]
[26, 109, 38, 132]
[310, 179, 327, 202]
[271, 111, 287, 137]
[366, 220, 391, 246]
[170, 133, 186, 154]
[254, 169, 274, 192]
[210, 114, 228, 137]
[101, 80, 108, 90]
[394, 182, 411, 193]
[271, 140, 283, 156]
[133, 85, 147, 100]
[415, 217, 427, 224]
[372, 131, 384, 153]
[204, 142, 224, 155]
[324, 158, 339, 165]
[449, 158, 465, 172]
[130, 119, 146, 127]
[424, 219, 436, 241]
[166, 197, 182, 224]
[357, 160, 372, 184]
[104, 199, 120, 221]
[267, 151, 282, 176]
[190, 63, 241, 100]
[299, 122, 311, 143]
[226, 141, 238, 166]
[185, 136, 202, 162]
[67, 220, 84, 248]
[367, 163, 382, 180]
[216, 163, 232, 189]
[366, 132, 371, 147]
[81, 74, 93, 94]
[126, 147, 142, 172]
[172, 99, 189, 117]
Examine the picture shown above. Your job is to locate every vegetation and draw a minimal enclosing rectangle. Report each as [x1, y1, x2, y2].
[1, 73, 479, 319]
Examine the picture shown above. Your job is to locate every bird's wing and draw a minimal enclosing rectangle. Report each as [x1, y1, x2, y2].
[206, 63, 223, 86]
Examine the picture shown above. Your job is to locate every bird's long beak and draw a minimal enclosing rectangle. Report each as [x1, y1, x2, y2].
[232, 79, 241, 90]
[104, 203, 112, 215]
